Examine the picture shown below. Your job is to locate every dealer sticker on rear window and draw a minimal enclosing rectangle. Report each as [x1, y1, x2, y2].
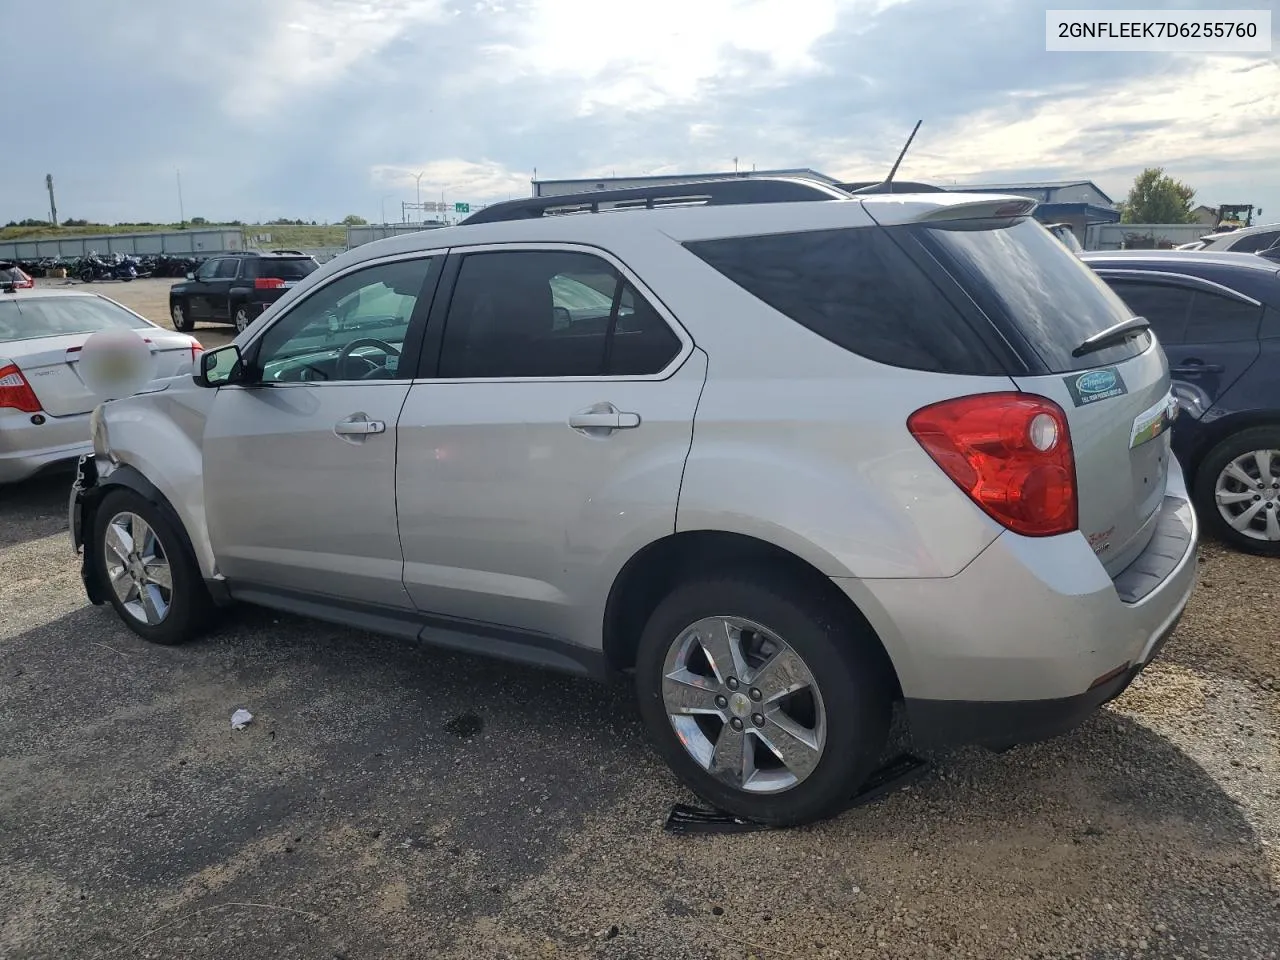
[1064, 366, 1128, 407]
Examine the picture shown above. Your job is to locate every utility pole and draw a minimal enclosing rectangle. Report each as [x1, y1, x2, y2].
[45, 174, 57, 227]
[176, 169, 186, 226]
[414, 171, 424, 209]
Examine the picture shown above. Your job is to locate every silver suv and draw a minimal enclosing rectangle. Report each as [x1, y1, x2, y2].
[70, 180, 1199, 826]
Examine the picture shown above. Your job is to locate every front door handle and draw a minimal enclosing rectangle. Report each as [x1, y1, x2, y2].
[568, 403, 641, 435]
[334, 413, 386, 440]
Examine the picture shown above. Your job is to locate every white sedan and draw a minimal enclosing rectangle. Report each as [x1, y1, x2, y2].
[0, 288, 202, 484]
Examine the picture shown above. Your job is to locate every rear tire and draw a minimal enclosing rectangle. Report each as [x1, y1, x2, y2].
[635, 571, 892, 826]
[233, 304, 253, 333]
[79, 267, 94, 283]
[92, 487, 213, 646]
[171, 300, 194, 332]
[1193, 425, 1280, 556]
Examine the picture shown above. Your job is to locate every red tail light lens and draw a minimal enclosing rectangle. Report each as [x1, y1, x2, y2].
[254, 277, 286, 290]
[908, 392, 1077, 537]
[0, 363, 42, 413]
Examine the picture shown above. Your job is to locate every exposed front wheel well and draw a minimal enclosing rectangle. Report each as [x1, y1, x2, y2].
[602, 530, 902, 698]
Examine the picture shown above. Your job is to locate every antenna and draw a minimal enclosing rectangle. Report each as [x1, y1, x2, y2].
[883, 120, 921, 192]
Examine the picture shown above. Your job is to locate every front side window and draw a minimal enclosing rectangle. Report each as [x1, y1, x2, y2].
[438, 250, 681, 378]
[252, 257, 436, 383]
[195, 260, 220, 281]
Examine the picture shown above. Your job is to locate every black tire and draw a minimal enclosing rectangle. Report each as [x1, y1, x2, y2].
[233, 303, 254, 333]
[635, 571, 892, 826]
[170, 299, 195, 332]
[91, 487, 214, 646]
[1193, 425, 1280, 556]
[79, 267, 94, 283]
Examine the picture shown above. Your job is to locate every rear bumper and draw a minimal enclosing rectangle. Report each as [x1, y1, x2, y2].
[843, 461, 1199, 749]
[0, 409, 91, 484]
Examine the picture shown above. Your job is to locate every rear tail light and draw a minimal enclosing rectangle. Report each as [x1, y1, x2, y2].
[907, 392, 1077, 537]
[0, 363, 42, 413]
[254, 277, 287, 290]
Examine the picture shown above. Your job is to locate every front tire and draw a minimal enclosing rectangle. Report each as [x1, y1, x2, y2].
[635, 572, 892, 826]
[171, 300, 194, 332]
[92, 488, 213, 646]
[1193, 426, 1280, 556]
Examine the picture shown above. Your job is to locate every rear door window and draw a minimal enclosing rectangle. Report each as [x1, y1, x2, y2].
[683, 227, 1003, 374]
[922, 218, 1151, 373]
[1184, 290, 1263, 343]
[1103, 280, 1193, 345]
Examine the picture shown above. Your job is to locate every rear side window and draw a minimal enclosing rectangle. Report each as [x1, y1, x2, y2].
[683, 227, 1002, 374]
[923, 218, 1150, 373]
[1104, 280, 1193, 345]
[438, 250, 682, 379]
[255, 258, 317, 281]
[1184, 290, 1262, 343]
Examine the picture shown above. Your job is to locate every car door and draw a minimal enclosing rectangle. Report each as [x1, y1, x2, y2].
[187, 259, 221, 319]
[205, 257, 241, 320]
[202, 253, 442, 609]
[395, 245, 705, 650]
[1103, 275, 1262, 417]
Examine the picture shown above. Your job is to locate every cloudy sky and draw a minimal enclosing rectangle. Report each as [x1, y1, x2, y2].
[3, 0, 1277, 225]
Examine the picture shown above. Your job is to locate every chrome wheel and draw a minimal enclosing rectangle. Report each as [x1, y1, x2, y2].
[171, 303, 185, 328]
[1214, 448, 1280, 542]
[234, 306, 251, 333]
[661, 616, 826, 794]
[103, 512, 173, 625]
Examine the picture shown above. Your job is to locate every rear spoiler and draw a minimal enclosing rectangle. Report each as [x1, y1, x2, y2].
[912, 196, 1039, 222]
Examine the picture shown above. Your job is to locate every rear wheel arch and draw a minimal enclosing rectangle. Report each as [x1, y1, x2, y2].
[601, 530, 902, 697]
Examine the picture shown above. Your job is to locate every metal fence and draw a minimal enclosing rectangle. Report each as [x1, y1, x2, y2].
[345, 223, 450, 249]
[1086, 222, 1213, 250]
[0, 228, 244, 262]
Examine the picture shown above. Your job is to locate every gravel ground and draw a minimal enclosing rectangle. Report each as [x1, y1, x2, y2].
[1, 283, 1278, 959]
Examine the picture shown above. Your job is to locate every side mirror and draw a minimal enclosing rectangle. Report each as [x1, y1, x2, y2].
[194, 344, 246, 388]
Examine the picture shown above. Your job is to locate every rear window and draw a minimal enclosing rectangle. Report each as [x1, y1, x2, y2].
[921, 218, 1151, 373]
[253, 258, 317, 281]
[683, 227, 1004, 375]
[0, 296, 151, 343]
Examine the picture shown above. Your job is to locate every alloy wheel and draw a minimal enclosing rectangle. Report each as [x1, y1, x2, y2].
[661, 616, 826, 794]
[1214, 448, 1280, 542]
[103, 512, 173, 625]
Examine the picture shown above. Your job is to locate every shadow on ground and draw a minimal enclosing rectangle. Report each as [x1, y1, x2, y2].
[0, 603, 1276, 959]
[0, 471, 74, 550]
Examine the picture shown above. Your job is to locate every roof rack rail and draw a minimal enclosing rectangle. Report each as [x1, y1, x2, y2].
[459, 176, 853, 225]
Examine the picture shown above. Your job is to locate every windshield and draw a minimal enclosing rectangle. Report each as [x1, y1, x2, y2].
[0, 296, 151, 343]
[921, 217, 1151, 373]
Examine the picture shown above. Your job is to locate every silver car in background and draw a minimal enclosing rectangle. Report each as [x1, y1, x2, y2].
[0, 289, 203, 484]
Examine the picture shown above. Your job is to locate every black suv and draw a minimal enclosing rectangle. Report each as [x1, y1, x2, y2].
[1082, 249, 1280, 555]
[169, 251, 319, 333]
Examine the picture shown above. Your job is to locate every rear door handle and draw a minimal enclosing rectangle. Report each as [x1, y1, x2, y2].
[1172, 360, 1224, 375]
[334, 413, 386, 439]
[568, 404, 641, 434]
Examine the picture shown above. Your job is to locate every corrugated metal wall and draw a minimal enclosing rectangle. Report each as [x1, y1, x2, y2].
[0, 229, 243, 262]
[345, 223, 449, 248]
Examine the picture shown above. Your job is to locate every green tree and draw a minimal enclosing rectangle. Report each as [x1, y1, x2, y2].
[341, 214, 368, 225]
[1120, 168, 1197, 224]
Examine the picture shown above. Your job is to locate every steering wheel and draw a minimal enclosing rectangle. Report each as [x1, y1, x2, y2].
[336, 338, 400, 380]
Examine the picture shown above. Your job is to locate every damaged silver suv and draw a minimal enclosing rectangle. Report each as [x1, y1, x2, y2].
[71, 179, 1198, 825]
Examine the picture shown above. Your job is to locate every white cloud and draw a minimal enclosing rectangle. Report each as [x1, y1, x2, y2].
[473, 0, 899, 114]
[219, 0, 449, 118]
[370, 159, 532, 204]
